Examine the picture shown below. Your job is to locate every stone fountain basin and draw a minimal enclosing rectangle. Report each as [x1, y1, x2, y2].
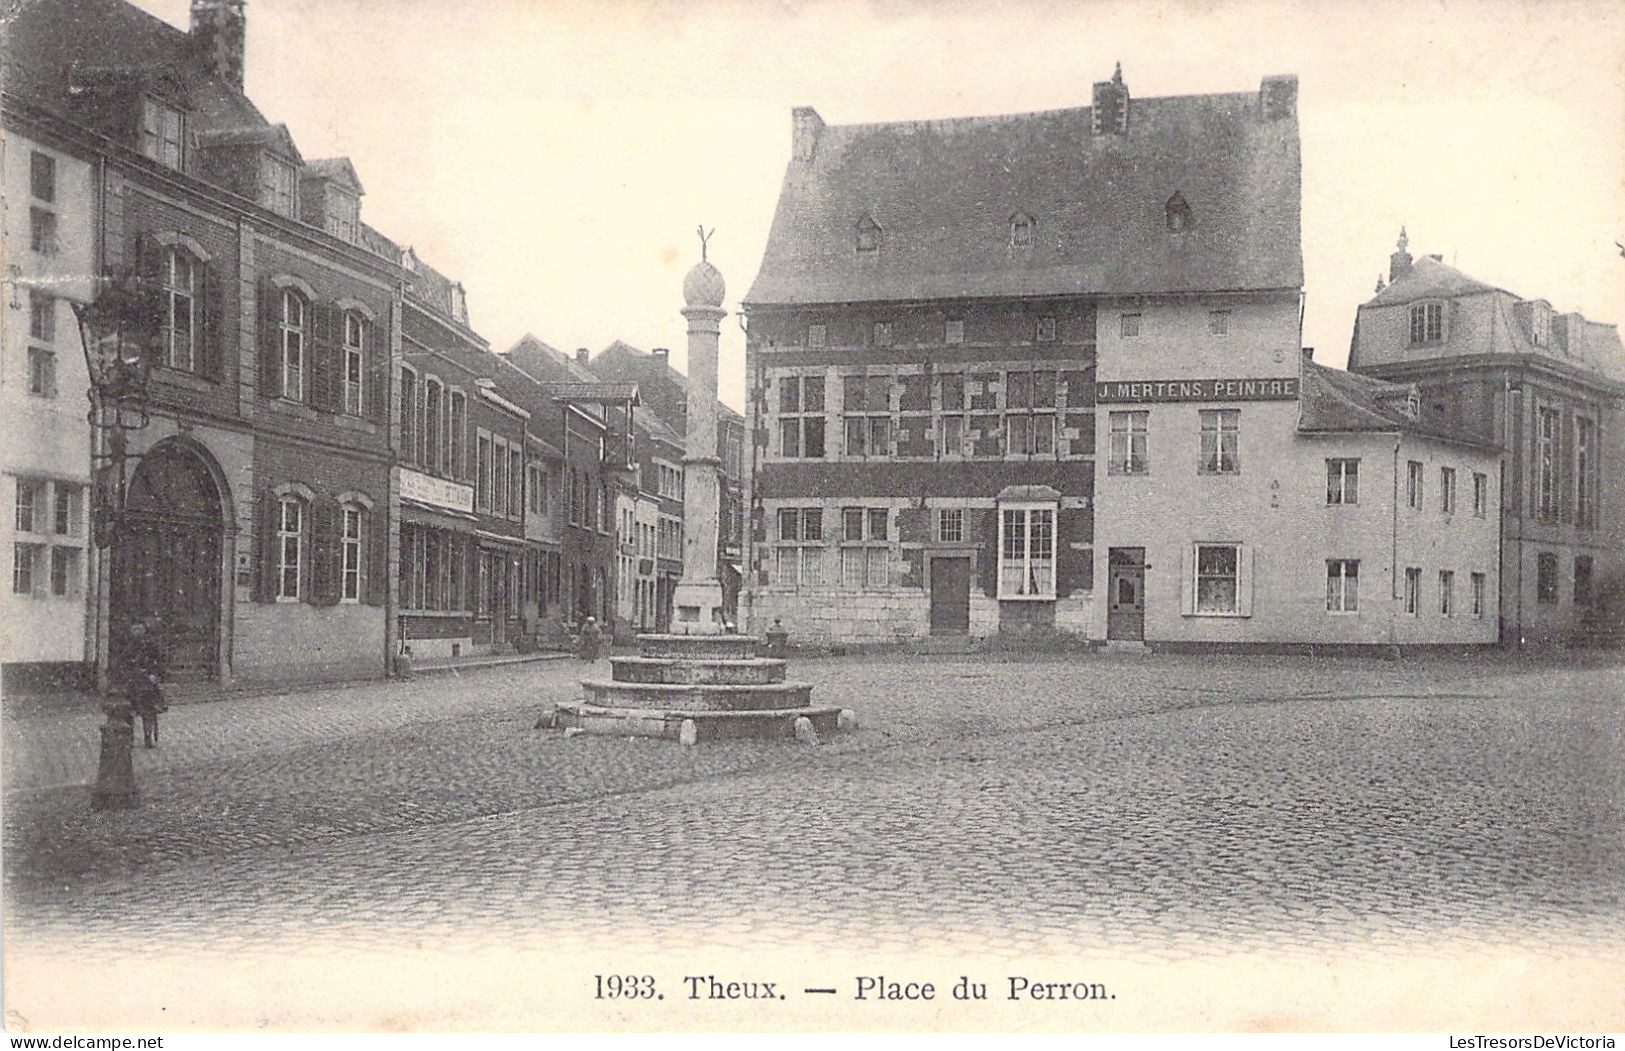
[608, 656, 787, 685]
[580, 679, 813, 712]
[555, 702, 843, 742]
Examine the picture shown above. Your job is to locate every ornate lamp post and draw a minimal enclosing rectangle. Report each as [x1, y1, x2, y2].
[73, 268, 158, 810]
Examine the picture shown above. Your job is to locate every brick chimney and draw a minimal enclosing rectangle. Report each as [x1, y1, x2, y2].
[190, 0, 246, 89]
[575, 347, 590, 365]
[652, 347, 669, 363]
[791, 107, 824, 162]
[1389, 227, 1413, 283]
[1259, 74, 1298, 121]
[1091, 63, 1130, 136]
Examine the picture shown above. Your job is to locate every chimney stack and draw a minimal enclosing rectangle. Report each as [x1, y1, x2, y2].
[576, 347, 589, 365]
[1259, 74, 1298, 121]
[1301, 346, 1315, 362]
[791, 107, 825, 162]
[190, 0, 246, 89]
[652, 347, 669, 362]
[1389, 227, 1413, 283]
[1091, 63, 1130, 136]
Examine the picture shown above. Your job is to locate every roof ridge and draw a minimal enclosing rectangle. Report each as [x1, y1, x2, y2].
[817, 88, 1259, 135]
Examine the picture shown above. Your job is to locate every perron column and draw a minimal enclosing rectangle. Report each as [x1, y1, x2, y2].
[671, 251, 728, 632]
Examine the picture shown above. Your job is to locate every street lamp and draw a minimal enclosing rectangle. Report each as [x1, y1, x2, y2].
[72, 267, 158, 811]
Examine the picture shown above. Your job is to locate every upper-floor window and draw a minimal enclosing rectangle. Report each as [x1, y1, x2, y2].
[29, 207, 58, 255]
[259, 155, 298, 217]
[1440, 466, 1457, 514]
[1165, 192, 1192, 232]
[343, 313, 366, 417]
[1406, 460, 1424, 509]
[141, 98, 186, 169]
[27, 348, 56, 398]
[29, 291, 55, 344]
[278, 290, 306, 401]
[1327, 458, 1359, 504]
[164, 248, 199, 372]
[873, 321, 892, 347]
[999, 503, 1056, 600]
[1005, 370, 1057, 457]
[448, 390, 467, 478]
[1409, 301, 1444, 344]
[778, 375, 825, 459]
[424, 379, 444, 473]
[807, 323, 827, 349]
[945, 319, 965, 346]
[1120, 313, 1141, 339]
[843, 373, 891, 458]
[856, 215, 880, 254]
[1198, 409, 1239, 474]
[1109, 410, 1149, 475]
[1209, 310, 1230, 336]
[476, 433, 492, 511]
[938, 372, 965, 459]
[1536, 406, 1560, 520]
[30, 151, 55, 203]
[1473, 471, 1488, 517]
[400, 369, 418, 461]
[1575, 416, 1597, 528]
[1010, 213, 1035, 248]
[1036, 316, 1057, 343]
[511, 447, 524, 521]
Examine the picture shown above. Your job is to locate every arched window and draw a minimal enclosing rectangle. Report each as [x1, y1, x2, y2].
[1165, 192, 1192, 233]
[343, 311, 366, 416]
[1010, 212, 1035, 248]
[340, 503, 366, 603]
[279, 289, 307, 402]
[856, 214, 881, 254]
[276, 494, 305, 601]
[163, 247, 199, 372]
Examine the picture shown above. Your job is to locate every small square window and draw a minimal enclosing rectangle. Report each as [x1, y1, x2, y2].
[30, 151, 56, 203]
[1209, 310, 1230, 336]
[807, 324, 826, 348]
[937, 508, 964, 543]
[1120, 313, 1141, 338]
[945, 319, 964, 346]
[1036, 316, 1057, 343]
[873, 322, 892, 347]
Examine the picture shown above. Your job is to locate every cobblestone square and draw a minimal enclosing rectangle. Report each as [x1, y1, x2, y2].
[4, 651, 1623, 1027]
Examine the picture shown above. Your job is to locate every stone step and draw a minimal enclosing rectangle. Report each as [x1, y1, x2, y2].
[636, 633, 760, 660]
[609, 656, 787, 685]
[555, 702, 844, 742]
[580, 679, 813, 712]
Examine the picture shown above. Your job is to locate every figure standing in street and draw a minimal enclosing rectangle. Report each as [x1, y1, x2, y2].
[124, 620, 168, 748]
[577, 616, 602, 662]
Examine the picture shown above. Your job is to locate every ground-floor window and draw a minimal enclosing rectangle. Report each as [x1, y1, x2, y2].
[1404, 566, 1421, 615]
[1471, 572, 1487, 618]
[400, 524, 467, 612]
[1439, 570, 1454, 616]
[1574, 556, 1594, 606]
[998, 503, 1056, 599]
[1326, 559, 1358, 612]
[774, 507, 825, 587]
[936, 508, 964, 543]
[341, 505, 364, 602]
[1194, 543, 1240, 614]
[1536, 552, 1558, 604]
[840, 507, 890, 590]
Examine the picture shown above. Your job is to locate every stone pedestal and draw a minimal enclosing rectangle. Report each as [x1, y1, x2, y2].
[557, 633, 843, 743]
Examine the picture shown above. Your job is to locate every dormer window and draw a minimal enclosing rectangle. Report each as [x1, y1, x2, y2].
[856, 215, 881, 254]
[140, 97, 186, 169]
[1165, 192, 1192, 232]
[1409, 300, 1445, 345]
[326, 192, 359, 243]
[1010, 213, 1035, 248]
[259, 155, 298, 217]
[1531, 301, 1550, 347]
[450, 284, 468, 324]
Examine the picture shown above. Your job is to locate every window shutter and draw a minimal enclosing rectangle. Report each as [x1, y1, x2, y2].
[365, 507, 387, 607]
[365, 324, 385, 423]
[1237, 544, 1254, 617]
[199, 259, 223, 380]
[258, 280, 282, 398]
[257, 488, 279, 602]
[466, 538, 480, 611]
[980, 508, 999, 598]
[308, 304, 335, 412]
[310, 495, 339, 605]
[1180, 544, 1194, 615]
[136, 233, 165, 362]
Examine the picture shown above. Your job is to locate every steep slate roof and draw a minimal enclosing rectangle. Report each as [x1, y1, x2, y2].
[591, 340, 744, 423]
[303, 156, 365, 193]
[504, 334, 601, 385]
[1297, 361, 1495, 449]
[5, 0, 266, 135]
[1366, 256, 1502, 307]
[745, 84, 1302, 306]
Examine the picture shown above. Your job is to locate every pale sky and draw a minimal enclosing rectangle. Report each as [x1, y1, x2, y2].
[137, 0, 1625, 412]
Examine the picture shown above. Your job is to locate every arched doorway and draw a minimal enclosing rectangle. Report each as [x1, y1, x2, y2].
[110, 441, 225, 681]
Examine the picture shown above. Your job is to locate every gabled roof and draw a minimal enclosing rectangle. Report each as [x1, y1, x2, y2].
[196, 122, 303, 165]
[745, 81, 1302, 306]
[304, 157, 365, 195]
[591, 340, 744, 421]
[504, 334, 601, 384]
[1365, 255, 1501, 307]
[546, 382, 640, 405]
[637, 410, 683, 448]
[1297, 361, 1495, 449]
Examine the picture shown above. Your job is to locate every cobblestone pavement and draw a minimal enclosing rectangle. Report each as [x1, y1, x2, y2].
[4, 652, 1624, 967]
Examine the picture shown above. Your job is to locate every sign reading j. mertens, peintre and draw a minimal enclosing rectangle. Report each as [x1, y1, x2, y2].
[399, 467, 475, 514]
[1094, 377, 1302, 403]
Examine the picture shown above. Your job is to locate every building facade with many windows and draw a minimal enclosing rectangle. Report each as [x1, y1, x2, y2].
[1349, 235, 1625, 645]
[741, 69, 1304, 643]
